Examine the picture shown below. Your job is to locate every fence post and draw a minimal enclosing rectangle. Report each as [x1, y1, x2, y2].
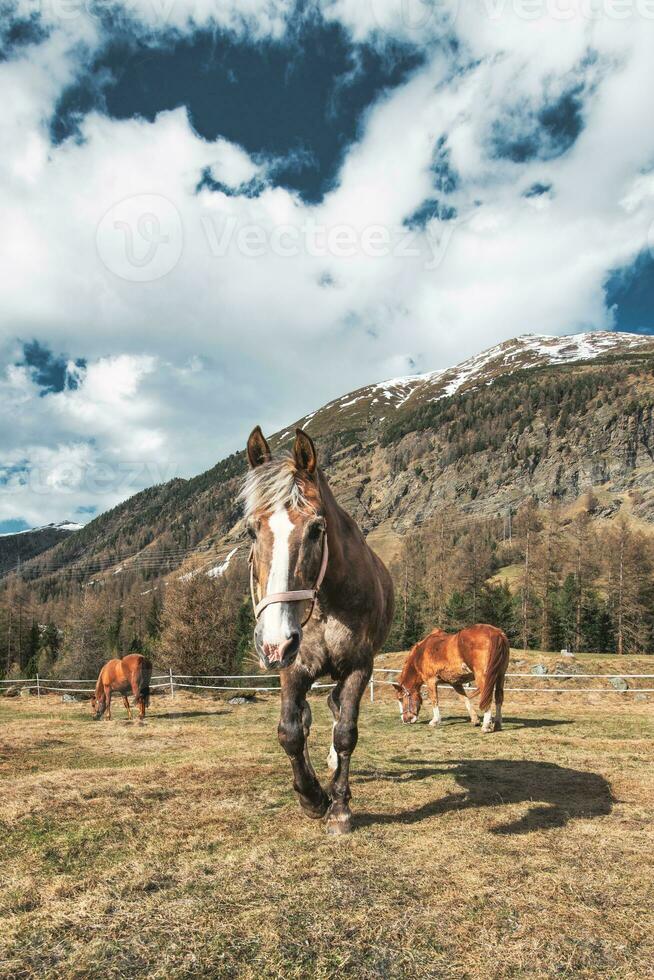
[369, 674, 374, 703]
[169, 668, 175, 700]
[36, 673, 41, 700]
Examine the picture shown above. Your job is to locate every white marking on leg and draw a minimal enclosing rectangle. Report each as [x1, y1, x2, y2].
[429, 706, 441, 727]
[482, 709, 493, 732]
[327, 721, 338, 770]
[261, 506, 294, 646]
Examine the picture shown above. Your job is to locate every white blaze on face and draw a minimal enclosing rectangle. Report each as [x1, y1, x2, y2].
[261, 506, 295, 647]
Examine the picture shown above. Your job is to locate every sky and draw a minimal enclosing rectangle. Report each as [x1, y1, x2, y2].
[1, 0, 654, 531]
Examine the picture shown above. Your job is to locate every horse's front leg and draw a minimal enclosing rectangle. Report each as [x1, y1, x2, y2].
[122, 696, 133, 720]
[326, 667, 370, 836]
[426, 678, 441, 727]
[278, 670, 329, 820]
[326, 684, 342, 770]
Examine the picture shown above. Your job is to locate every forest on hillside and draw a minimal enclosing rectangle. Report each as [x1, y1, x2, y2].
[387, 494, 654, 656]
[1, 491, 653, 682]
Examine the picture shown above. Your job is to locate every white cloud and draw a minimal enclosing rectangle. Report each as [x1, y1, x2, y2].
[1, 0, 654, 524]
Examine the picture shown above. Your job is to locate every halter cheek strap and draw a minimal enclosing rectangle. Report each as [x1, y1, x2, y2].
[249, 532, 329, 629]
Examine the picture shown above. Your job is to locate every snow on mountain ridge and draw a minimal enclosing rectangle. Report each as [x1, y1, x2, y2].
[0, 521, 83, 538]
[287, 331, 654, 439]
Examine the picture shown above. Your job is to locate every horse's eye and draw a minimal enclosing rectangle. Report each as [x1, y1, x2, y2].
[307, 517, 326, 539]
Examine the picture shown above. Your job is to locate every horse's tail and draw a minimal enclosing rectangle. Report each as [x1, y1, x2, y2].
[136, 657, 152, 707]
[478, 629, 510, 712]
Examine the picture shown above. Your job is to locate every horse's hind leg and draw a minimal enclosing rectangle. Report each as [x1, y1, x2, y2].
[494, 678, 504, 732]
[326, 667, 369, 836]
[122, 696, 133, 721]
[130, 682, 147, 723]
[326, 685, 341, 770]
[278, 671, 329, 820]
[452, 682, 479, 726]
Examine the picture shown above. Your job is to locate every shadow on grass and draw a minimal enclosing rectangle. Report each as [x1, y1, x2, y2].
[356, 758, 613, 834]
[153, 710, 231, 720]
[496, 716, 575, 730]
[405, 716, 574, 730]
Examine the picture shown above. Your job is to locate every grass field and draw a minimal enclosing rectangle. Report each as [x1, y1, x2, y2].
[1, 672, 653, 979]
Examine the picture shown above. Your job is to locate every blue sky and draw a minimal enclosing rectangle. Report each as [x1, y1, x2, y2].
[1, 0, 654, 530]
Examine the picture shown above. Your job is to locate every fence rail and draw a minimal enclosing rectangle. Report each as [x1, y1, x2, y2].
[1, 667, 653, 701]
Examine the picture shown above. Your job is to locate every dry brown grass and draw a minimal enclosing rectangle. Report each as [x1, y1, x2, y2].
[1, 677, 653, 979]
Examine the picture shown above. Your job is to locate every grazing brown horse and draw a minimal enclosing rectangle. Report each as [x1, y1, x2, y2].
[243, 426, 394, 834]
[91, 654, 152, 721]
[393, 625, 509, 733]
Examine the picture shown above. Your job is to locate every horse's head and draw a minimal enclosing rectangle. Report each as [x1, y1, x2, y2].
[243, 426, 328, 671]
[392, 682, 422, 724]
[90, 694, 106, 720]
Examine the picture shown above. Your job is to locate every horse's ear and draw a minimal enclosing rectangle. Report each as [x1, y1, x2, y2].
[391, 682, 402, 693]
[293, 428, 317, 474]
[247, 426, 272, 469]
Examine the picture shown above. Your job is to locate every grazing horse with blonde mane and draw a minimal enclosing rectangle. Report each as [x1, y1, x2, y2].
[393, 625, 509, 732]
[243, 426, 394, 834]
[91, 654, 152, 721]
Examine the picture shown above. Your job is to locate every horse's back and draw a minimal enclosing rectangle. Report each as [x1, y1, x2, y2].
[100, 654, 151, 690]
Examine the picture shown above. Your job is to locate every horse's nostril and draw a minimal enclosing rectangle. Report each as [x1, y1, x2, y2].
[278, 632, 301, 663]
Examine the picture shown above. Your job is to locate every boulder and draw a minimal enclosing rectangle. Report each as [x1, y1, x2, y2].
[530, 664, 548, 676]
[61, 693, 77, 703]
[19, 687, 32, 698]
[609, 676, 628, 692]
[3, 686, 20, 698]
[228, 694, 257, 705]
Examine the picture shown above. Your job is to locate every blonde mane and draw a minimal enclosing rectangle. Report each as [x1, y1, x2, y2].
[240, 454, 312, 519]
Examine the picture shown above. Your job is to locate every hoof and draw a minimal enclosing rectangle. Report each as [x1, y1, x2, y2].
[428, 720, 440, 728]
[471, 719, 480, 727]
[299, 796, 330, 820]
[481, 724, 494, 734]
[325, 809, 353, 835]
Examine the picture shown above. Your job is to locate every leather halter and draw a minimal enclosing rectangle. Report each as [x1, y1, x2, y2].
[248, 529, 329, 629]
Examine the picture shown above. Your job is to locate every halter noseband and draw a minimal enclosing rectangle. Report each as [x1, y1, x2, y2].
[248, 529, 329, 629]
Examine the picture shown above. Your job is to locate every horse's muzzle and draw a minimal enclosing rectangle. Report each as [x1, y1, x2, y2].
[259, 632, 301, 671]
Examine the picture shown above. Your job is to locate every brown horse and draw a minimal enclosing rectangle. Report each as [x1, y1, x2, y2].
[243, 426, 394, 834]
[91, 654, 152, 721]
[393, 625, 509, 733]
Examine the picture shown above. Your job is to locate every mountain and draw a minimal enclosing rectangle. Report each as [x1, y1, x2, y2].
[0, 522, 84, 577]
[7, 330, 654, 605]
